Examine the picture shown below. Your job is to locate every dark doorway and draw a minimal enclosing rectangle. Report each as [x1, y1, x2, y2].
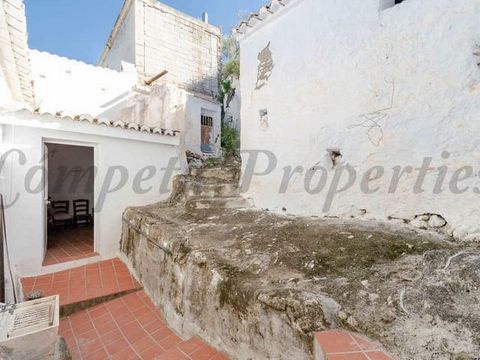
[44, 143, 95, 266]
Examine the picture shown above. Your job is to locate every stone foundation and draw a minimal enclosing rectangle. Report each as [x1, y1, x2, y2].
[120, 201, 479, 359]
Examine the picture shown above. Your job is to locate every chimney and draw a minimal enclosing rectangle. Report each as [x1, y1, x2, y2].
[202, 12, 209, 24]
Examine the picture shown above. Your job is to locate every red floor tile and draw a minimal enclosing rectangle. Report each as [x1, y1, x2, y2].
[43, 226, 96, 266]
[315, 330, 396, 360]
[59, 290, 228, 360]
[21, 258, 142, 306]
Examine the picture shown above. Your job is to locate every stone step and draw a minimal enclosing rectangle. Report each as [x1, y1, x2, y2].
[21, 258, 143, 317]
[189, 166, 240, 182]
[185, 196, 252, 211]
[314, 330, 396, 360]
[183, 180, 240, 199]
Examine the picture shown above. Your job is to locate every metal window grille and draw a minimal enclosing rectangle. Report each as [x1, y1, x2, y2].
[201, 115, 213, 127]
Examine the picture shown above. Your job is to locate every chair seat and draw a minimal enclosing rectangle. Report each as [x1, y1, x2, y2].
[53, 213, 72, 221]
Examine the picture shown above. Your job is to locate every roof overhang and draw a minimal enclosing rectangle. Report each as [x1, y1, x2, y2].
[0, 0, 35, 108]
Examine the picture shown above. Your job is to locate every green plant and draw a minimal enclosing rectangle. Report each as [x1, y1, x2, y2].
[222, 59, 240, 80]
[221, 124, 239, 156]
[203, 156, 221, 167]
[218, 79, 232, 104]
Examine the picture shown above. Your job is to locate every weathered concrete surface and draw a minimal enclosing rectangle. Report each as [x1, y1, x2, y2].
[121, 203, 480, 359]
[54, 337, 71, 360]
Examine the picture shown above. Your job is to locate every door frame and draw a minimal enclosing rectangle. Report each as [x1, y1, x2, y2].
[42, 138, 97, 263]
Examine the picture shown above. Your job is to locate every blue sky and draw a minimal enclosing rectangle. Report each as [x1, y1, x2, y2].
[24, 0, 265, 65]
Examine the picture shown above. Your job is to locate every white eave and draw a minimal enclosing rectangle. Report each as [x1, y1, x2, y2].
[0, 109, 181, 144]
[234, 0, 298, 41]
[0, 0, 35, 108]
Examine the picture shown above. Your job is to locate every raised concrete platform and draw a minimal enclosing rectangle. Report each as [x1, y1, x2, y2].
[120, 203, 480, 359]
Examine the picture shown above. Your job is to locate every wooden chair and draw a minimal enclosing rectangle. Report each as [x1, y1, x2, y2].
[73, 199, 91, 227]
[51, 201, 73, 229]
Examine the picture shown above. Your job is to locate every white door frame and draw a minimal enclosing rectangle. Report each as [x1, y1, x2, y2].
[42, 138, 98, 261]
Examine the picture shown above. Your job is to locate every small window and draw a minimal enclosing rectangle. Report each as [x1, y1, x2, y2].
[201, 115, 213, 127]
[380, 0, 404, 10]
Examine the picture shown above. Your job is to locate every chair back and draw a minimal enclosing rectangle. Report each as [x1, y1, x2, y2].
[51, 200, 69, 214]
[73, 199, 89, 217]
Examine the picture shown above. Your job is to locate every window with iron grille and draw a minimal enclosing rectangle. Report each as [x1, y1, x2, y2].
[201, 115, 213, 127]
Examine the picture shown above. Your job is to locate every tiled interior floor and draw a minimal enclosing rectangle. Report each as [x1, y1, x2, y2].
[315, 330, 395, 360]
[21, 258, 142, 306]
[44, 226, 96, 266]
[60, 290, 229, 360]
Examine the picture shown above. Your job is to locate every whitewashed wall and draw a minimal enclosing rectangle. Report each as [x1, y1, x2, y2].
[100, 1, 136, 72]
[224, 77, 241, 132]
[239, 0, 480, 240]
[30, 50, 137, 118]
[0, 111, 180, 276]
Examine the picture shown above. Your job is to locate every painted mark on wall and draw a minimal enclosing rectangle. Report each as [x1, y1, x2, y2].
[348, 80, 396, 147]
[255, 42, 274, 90]
[259, 109, 269, 129]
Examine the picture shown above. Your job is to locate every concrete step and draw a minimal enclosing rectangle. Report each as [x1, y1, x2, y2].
[185, 196, 252, 211]
[21, 258, 143, 317]
[189, 166, 240, 182]
[183, 180, 240, 199]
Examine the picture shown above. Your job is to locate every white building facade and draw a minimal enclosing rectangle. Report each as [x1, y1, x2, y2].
[99, 0, 222, 155]
[0, 0, 181, 287]
[237, 0, 480, 241]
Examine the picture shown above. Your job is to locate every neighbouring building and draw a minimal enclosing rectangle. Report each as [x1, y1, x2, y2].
[223, 76, 241, 132]
[0, 0, 181, 292]
[236, 0, 480, 241]
[99, 0, 223, 155]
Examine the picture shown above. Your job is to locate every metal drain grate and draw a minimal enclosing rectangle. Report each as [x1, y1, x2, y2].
[8, 302, 54, 338]
[0, 295, 58, 341]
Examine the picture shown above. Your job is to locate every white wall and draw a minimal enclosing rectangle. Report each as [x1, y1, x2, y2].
[30, 50, 138, 118]
[239, 0, 480, 240]
[224, 77, 241, 132]
[184, 94, 221, 155]
[47, 143, 94, 212]
[0, 111, 180, 276]
[100, 1, 136, 71]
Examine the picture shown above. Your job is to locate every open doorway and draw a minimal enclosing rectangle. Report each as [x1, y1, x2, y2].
[44, 142, 95, 266]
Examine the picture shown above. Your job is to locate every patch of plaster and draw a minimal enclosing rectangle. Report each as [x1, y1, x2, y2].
[255, 42, 274, 90]
[259, 109, 269, 129]
[327, 148, 343, 168]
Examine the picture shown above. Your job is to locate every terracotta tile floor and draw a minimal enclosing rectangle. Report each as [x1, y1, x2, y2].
[60, 291, 229, 360]
[21, 258, 142, 306]
[315, 330, 395, 360]
[44, 226, 96, 266]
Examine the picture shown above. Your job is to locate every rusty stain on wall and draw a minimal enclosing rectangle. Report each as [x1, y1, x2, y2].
[255, 42, 274, 90]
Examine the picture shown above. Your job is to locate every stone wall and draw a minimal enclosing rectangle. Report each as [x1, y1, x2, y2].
[101, 0, 221, 97]
[139, 0, 221, 97]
